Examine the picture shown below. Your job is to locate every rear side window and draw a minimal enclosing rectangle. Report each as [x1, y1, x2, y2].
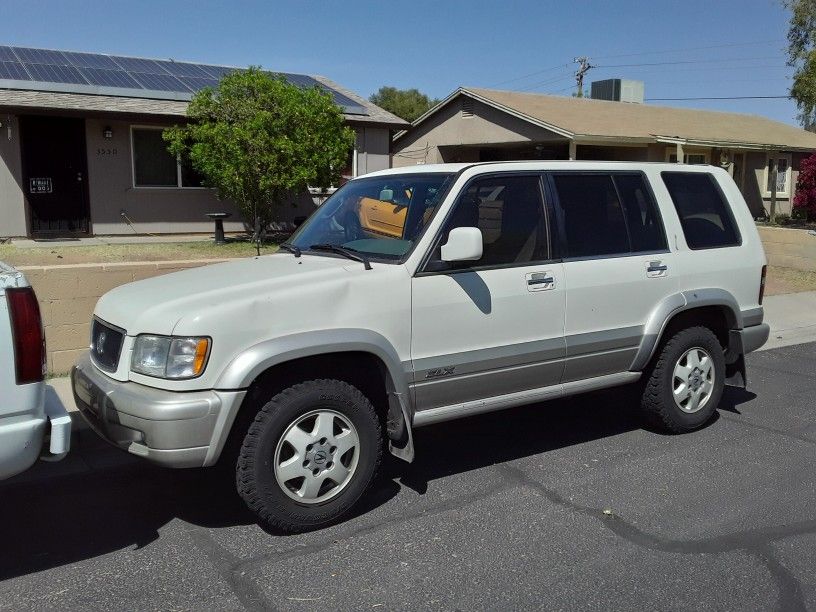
[554, 174, 628, 258]
[552, 173, 667, 258]
[661, 172, 740, 249]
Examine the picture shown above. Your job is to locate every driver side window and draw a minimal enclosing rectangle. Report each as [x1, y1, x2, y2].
[432, 175, 550, 268]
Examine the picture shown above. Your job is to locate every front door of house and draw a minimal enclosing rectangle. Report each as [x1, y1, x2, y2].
[21, 116, 90, 237]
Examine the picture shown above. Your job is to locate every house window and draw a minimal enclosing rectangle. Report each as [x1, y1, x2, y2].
[667, 152, 708, 164]
[764, 154, 791, 197]
[131, 127, 204, 188]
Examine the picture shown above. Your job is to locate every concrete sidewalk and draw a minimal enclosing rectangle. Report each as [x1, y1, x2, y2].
[45, 290, 816, 420]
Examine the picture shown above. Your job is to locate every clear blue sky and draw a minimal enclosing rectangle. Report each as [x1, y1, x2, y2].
[0, 0, 799, 124]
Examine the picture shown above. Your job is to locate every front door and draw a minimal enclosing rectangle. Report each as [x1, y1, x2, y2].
[411, 173, 566, 412]
[21, 116, 90, 237]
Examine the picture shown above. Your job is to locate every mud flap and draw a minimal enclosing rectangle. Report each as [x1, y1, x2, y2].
[387, 391, 414, 463]
[725, 353, 746, 388]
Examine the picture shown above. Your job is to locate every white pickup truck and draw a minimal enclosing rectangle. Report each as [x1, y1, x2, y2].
[0, 261, 71, 479]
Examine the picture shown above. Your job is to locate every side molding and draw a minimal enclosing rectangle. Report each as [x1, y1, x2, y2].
[629, 288, 742, 372]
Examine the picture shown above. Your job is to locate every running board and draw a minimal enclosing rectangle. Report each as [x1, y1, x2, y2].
[412, 371, 641, 427]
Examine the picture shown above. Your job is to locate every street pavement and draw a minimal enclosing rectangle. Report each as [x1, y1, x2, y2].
[1, 341, 815, 611]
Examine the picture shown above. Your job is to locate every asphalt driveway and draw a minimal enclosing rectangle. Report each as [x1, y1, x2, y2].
[1, 342, 815, 611]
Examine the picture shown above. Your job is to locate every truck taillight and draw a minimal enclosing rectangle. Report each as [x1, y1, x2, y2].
[7, 286, 46, 384]
[759, 265, 767, 306]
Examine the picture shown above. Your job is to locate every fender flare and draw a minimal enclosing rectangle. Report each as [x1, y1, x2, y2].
[210, 328, 415, 463]
[629, 288, 742, 372]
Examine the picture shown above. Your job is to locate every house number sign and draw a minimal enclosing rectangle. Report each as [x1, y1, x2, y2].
[29, 178, 52, 193]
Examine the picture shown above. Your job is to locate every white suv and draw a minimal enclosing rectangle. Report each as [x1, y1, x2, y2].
[72, 162, 769, 531]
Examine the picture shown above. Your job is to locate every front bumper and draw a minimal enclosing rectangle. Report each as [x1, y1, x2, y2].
[72, 352, 245, 468]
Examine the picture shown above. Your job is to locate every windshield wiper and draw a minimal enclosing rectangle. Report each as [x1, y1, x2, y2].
[279, 242, 301, 257]
[309, 243, 372, 270]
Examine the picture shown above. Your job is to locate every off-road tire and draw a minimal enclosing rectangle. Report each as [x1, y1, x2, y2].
[640, 326, 725, 433]
[236, 379, 382, 533]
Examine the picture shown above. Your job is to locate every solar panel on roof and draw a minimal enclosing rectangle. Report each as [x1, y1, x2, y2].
[130, 72, 191, 92]
[178, 76, 221, 91]
[157, 61, 211, 78]
[0, 46, 18, 62]
[13, 47, 69, 65]
[0, 61, 30, 80]
[0, 46, 370, 116]
[80, 67, 142, 88]
[63, 51, 119, 70]
[198, 65, 237, 79]
[110, 56, 170, 74]
[23, 63, 88, 84]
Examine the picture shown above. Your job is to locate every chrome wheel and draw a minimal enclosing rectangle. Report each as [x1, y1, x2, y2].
[273, 409, 360, 504]
[672, 347, 715, 413]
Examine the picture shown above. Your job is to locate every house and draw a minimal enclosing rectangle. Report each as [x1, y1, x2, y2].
[392, 86, 816, 218]
[0, 45, 407, 238]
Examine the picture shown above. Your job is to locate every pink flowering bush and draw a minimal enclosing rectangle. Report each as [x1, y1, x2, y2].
[793, 153, 816, 221]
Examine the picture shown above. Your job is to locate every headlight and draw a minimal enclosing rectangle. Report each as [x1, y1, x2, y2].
[131, 335, 210, 379]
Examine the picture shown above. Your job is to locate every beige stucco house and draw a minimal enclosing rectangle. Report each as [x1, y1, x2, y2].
[0, 46, 407, 239]
[393, 87, 816, 218]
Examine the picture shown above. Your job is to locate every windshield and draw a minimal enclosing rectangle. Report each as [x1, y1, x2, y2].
[289, 173, 455, 261]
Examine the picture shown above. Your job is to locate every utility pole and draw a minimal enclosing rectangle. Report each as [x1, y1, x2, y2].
[574, 56, 594, 98]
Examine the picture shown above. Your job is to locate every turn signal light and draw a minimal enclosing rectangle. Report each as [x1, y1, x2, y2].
[759, 265, 767, 305]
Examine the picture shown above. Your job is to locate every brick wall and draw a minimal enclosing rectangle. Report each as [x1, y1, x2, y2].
[19, 259, 234, 375]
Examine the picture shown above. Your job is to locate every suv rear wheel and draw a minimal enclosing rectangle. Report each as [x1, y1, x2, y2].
[640, 326, 725, 433]
[236, 379, 383, 533]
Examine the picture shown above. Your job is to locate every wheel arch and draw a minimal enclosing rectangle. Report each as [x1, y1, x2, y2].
[206, 329, 414, 466]
[630, 289, 742, 372]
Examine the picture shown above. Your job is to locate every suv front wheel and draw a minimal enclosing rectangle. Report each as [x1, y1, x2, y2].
[236, 379, 383, 533]
[640, 326, 725, 433]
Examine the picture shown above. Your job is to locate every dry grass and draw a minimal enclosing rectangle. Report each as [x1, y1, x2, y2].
[765, 266, 816, 296]
[0, 240, 278, 266]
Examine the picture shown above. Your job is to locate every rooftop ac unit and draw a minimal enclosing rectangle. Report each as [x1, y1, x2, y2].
[590, 79, 644, 104]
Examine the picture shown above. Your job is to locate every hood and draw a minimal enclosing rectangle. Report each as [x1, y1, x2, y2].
[95, 253, 352, 335]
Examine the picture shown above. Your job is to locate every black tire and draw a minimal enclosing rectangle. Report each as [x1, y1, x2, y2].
[640, 325, 725, 433]
[236, 379, 383, 533]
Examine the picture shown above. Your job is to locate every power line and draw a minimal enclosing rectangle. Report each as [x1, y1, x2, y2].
[490, 62, 572, 87]
[598, 56, 781, 69]
[488, 39, 785, 92]
[592, 39, 784, 61]
[645, 95, 791, 101]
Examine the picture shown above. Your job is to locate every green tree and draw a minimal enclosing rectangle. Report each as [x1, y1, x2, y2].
[369, 86, 439, 122]
[785, 0, 816, 129]
[165, 68, 355, 249]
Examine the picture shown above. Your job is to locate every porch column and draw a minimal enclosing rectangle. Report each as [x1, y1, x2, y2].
[568, 140, 577, 161]
[675, 142, 685, 164]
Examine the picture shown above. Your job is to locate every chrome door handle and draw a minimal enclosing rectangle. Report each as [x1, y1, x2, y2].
[526, 271, 555, 291]
[646, 261, 668, 278]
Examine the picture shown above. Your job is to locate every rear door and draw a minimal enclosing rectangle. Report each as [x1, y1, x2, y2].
[410, 173, 566, 412]
[548, 171, 677, 382]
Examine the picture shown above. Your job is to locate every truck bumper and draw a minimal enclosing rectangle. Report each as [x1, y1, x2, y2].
[0, 387, 71, 480]
[72, 353, 245, 468]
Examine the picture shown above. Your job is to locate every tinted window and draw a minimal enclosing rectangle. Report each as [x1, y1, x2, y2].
[661, 172, 740, 249]
[438, 175, 549, 267]
[553, 174, 629, 258]
[615, 174, 667, 252]
[132, 128, 177, 187]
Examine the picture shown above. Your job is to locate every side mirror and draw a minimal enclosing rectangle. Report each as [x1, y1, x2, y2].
[441, 227, 483, 262]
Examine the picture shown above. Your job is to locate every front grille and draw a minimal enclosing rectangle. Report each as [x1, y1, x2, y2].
[90, 318, 124, 372]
